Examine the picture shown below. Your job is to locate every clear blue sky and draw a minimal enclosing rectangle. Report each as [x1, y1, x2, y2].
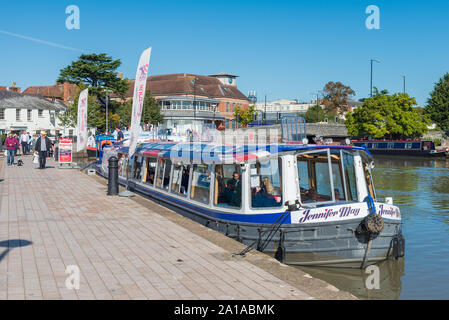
[1, 0, 448, 106]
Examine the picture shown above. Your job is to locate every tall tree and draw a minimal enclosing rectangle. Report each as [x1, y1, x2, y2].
[426, 72, 449, 130]
[118, 92, 163, 127]
[234, 105, 256, 126]
[59, 86, 107, 132]
[57, 53, 129, 98]
[304, 104, 325, 123]
[345, 92, 430, 139]
[321, 81, 355, 115]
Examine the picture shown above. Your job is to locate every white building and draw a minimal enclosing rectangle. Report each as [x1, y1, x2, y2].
[255, 99, 315, 113]
[0, 90, 76, 137]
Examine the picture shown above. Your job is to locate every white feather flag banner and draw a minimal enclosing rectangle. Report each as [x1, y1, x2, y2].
[76, 88, 88, 152]
[128, 47, 152, 158]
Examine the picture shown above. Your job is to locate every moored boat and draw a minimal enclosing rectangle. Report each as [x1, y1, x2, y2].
[96, 138, 405, 268]
[352, 140, 449, 157]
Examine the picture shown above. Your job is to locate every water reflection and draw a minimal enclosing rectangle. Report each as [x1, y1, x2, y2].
[300, 259, 404, 300]
[297, 156, 449, 299]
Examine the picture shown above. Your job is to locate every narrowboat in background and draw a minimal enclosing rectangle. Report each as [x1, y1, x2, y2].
[95, 137, 405, 268]
[352, 140, 449, 157]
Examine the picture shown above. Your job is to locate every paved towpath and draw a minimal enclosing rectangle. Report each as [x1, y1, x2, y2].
[0, 155, 316, 300]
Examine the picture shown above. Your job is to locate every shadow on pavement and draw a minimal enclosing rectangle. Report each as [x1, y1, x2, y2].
[0, 239, 33, 262]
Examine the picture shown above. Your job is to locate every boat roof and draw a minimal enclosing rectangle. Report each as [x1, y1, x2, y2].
[112, 140, 371, 163]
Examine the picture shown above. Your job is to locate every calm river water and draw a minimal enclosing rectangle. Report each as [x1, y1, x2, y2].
[299, 156, 449, 300]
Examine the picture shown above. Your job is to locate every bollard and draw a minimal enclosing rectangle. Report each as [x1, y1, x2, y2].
[107, 156, 119, 195]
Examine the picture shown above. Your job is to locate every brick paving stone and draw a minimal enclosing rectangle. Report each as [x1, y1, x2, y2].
[0, 156, 312, 300]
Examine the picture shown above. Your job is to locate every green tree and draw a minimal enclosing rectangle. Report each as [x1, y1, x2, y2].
[118, 92, 163, 127]
[57, 53, 129, 98]
[234, 105, 256, 126]
[426, 72, 449, 130]
[59, 86, 106, 132]
[345, 93, 430, 139]
[321, 81, 356, 115]
[304, 104, 325, 123]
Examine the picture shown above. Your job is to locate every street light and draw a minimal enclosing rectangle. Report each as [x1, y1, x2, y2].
[370, 59, 380, 97]
[310, 91, 322, 123]
[402, 75, 406, 94]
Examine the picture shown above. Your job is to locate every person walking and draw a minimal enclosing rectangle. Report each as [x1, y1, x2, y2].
[20, 130, 30, 155]
[5, 133, 20, 165]
[34, 131, 53, 169]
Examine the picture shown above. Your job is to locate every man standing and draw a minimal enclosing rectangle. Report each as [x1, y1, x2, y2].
[5, 132, 20, 165]
[115, 127, 124, 141]
[34, 131, 53, 169]
[27, 132, 32, 153]
[20, 130, 30, 155]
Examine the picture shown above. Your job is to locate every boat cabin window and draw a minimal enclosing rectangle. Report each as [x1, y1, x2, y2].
[145, 157, 157, 185]
[118, 153, 127, 177]
[250, 159, 283, 208]
[155, 158, 172, 190]
[297, 152, 332, 203]
[330, 150, 345, 201]
[214, 164, 242, 208]
[297, 150, 363, 204]
[133, 156, 144, 181]
[342, 152, 358, 201]
[190, 164, 212, 204]
[171, 164, 190, 196]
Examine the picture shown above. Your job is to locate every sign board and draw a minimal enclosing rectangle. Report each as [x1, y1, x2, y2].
[59, 138, 73, 164]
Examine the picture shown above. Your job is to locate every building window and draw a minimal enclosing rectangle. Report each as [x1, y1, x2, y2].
[69, 129, 73, 136]
[232, 103, 235, 112]
[27, 109, 32, 121]
[226, 119, 230, 129]
[226, 103, 229, 112]
[16, 109, 21, 121]
[0, 108, 4, 120]
[38, 109, 43, 117]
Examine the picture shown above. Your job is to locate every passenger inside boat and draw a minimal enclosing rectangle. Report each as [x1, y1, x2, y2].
[144, 157, 157, 185]
[180, 168, 190, 194]
[250, 159, 282, 208]
[334, 188, 341, 201]
[133, 156, 143, 180]
[214, 165, 242, 208]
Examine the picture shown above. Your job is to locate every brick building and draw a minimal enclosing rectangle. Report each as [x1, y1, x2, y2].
[115, 73, 250, 132]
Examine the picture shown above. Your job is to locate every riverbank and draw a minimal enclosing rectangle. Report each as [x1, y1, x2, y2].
[0, 155, 355, 300]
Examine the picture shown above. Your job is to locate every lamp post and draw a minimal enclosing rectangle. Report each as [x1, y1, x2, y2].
[264, 94, 267, 124]
[310, 91, 322, 123]
[370, 59, 380, 97]
[402, 75, 406, 94]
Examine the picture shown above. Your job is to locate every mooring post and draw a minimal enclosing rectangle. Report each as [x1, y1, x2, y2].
[107, 156, 119, 195]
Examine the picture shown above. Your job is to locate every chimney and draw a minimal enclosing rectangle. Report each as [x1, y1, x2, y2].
[9, 82, 21, 93]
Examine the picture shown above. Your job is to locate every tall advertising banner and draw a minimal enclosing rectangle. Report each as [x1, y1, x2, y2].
[128, 47, 152, 158]
[76, 88, 88, 152]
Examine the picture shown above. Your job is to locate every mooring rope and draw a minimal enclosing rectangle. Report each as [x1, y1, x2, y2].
[233, 211, 291, 257]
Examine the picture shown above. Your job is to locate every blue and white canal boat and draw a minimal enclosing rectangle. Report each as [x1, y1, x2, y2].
[97, 138, 405, 268]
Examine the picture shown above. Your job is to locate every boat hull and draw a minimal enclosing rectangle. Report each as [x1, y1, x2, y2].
[98, 167, 404, 268]
[367, 149, 448, 157]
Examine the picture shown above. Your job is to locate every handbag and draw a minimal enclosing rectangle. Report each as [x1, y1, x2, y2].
[33, 154, 39, 164]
